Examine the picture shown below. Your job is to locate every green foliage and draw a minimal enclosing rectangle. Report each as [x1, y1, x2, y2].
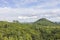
[0, 18, 60, 40]
[34, 18, 56, 26]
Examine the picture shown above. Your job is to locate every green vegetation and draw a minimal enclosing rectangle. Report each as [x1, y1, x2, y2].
[0, 18, 60, 40]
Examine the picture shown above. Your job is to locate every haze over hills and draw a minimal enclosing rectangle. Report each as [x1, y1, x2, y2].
[0, 18, 60, 24]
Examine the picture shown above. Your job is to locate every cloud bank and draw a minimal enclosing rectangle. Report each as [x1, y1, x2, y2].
[0, 0, 60, 22]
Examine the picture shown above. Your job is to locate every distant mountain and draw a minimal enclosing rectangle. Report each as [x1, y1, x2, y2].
[34, 18, 56, 26]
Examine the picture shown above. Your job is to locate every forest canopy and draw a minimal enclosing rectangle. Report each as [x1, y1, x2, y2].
[0, 18, 60, 40]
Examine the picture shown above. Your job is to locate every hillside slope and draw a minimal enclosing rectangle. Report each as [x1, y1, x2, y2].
[34, 18, 56, 26]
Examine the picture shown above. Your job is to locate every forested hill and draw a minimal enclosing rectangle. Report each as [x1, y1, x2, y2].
[0, 18, 60, 40]
[34, 18, 59, 26]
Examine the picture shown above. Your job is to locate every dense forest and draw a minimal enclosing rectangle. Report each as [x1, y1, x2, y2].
[0, 18, 60, 40]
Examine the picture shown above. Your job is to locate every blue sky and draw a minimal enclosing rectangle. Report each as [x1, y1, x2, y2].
[0, 0, 60, 22]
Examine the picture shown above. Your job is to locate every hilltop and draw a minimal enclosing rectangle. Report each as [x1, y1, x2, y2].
[34, 18, 56, 26]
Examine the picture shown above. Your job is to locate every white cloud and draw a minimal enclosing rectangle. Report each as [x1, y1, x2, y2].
[48, 17, 60, 22]
[0, 0, 60, 22]
[18, 16, 38, 19]
[0, 7, 60, 16]
[0, 7, 60, 22]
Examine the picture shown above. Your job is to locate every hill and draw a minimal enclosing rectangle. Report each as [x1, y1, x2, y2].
[34, 18, 56, 26]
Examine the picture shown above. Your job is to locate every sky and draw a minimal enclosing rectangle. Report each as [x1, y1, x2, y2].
[0, 0, 60, 22]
